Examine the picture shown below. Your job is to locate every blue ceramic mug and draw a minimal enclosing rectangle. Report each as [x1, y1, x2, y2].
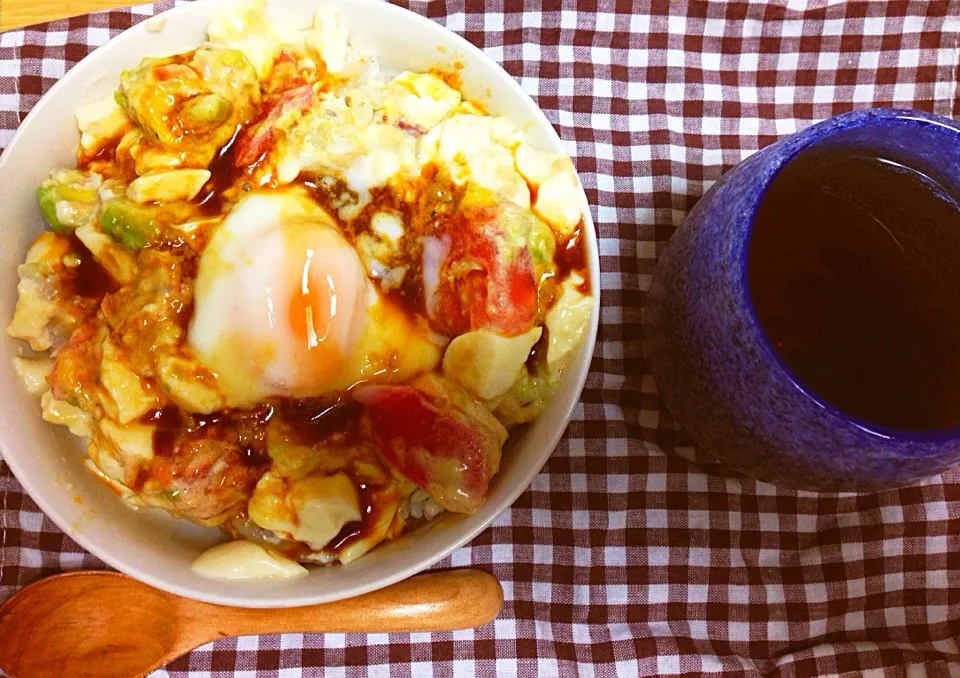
[647, 108, 960, 491]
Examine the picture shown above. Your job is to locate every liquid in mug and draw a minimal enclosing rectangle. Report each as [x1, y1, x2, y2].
[748, 146, 960, 431]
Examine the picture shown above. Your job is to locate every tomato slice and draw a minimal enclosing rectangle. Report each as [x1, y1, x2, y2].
[354, 375, 506, 514]
[426, 204, 538, 337]
[234, 84, 316, 168]
[265, 51, 309, 97]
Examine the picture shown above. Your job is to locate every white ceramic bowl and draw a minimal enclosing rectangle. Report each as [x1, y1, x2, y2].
[0, 0, 600, 607]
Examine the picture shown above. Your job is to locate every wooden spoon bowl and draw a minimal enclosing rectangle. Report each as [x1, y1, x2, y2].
[0, 569, 503, 678]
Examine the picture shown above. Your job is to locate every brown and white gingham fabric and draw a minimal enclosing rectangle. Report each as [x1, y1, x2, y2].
[3, 1, 960, 675]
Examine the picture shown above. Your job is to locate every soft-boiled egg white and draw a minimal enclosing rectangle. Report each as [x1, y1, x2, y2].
[188, 190, 440, 407]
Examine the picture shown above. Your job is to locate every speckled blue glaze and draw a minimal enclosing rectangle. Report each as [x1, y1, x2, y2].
[648, 108, 960, 490]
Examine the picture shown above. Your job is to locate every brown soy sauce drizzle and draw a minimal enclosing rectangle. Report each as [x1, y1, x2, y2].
[143, 396, 366, 471]
[195, 125, 244, 217]
[67, 235, 120, 299]
[277, 396, 365, 446]
[554, 221, 590, 294]
[143, 406, 182, 462]
[300, 176, 361, 236]
[142, 403, 274, 467]
[326, 481, 375, 552]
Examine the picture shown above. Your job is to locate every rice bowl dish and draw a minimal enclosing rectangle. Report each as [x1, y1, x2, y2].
[5, 0, 595, 582]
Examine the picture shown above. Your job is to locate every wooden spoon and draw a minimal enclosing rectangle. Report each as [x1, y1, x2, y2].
[0, 0, 141, 31]
[0, 569, 503, 678]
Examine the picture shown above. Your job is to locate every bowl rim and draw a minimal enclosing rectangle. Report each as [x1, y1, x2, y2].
[0, 0, 601, 607]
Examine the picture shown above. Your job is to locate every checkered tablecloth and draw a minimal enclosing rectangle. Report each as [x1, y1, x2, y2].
[3, 0, 960, 675]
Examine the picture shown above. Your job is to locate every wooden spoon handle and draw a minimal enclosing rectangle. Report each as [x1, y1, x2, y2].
[180, 569, 503, 643]
[0, 0, 138, 31]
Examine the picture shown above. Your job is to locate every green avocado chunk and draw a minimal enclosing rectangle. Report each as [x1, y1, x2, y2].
[99, 199, 158, 250]
[36, 173, 100, 234]
[37, 185, 67, 233]
[115, 46, 259, 157]
[181, 93, 234, 131]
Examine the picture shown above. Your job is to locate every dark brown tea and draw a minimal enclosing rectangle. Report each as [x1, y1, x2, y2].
[748, 147, 960, 431]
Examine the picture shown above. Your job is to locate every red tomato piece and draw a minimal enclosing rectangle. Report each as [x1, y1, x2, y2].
[234, 84, 316, 168]
[426, 205, 538, 337]
[265, 51, 308, 97]
[354, 375, 507, 514]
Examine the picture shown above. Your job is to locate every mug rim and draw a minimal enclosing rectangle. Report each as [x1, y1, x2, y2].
[739, 107, 960, 444]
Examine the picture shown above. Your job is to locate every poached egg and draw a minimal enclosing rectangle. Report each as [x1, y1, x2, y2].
[188, 190, 439, 406]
